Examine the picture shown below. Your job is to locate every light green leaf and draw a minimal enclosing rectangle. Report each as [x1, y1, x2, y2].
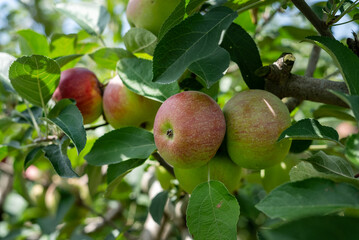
[153, 6, 238, 84]
[307, 36, 359, 95]
[124, 28, 157, 55]
[256, 178, 359, 220]
[313, 104, 356, 122]
[187, 181, 240, 240]
[0, 52, 16, 93]
[50, 33, 77, 58]
[17, 29, 49, 56]
[149, 191, 168, 225]
[55, 3, 110, 36]
[54, 54, 83, 68]
[107, 158, 146, 184]
[330, 91, 359, 125]
[85, 127, 156, 166]
[89, 48, 133, 70]
[9, 55, 61, 107]
[117, 58, 180, 102]
[345, 133, 359, 167]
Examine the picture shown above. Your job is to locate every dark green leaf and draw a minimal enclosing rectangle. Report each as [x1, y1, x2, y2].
[187, 181, 240, 240]
[85, 127, 156, 166]
[54, 54, 83, 68]
[9, 55, 61, 107]
[313, 104, 356, 122]
[12, 106, 42, 125]
[124, 28, 157, 55]
[345, 133, 359, 167]
[330, 91, 359, 124]
[89, 48, 133, 70]
[256, 178, 359, 220]
[260, 215, 359, 240]
[188, 47, 230, 88]
[289, 140, 312, 153]
[24, 146, 44, 169]
[278, 118, 340, 144]
[307, 36, 359, 95]
[55, 3, 110, 36]
[149, 191, 168, 225]
[47, 99, 87, 153]
[153, 6, 237, 84]
[117, 58, 180, 102]
[107, 158, 146, 184]
[0, 52, 16, 93]
[42, 138, 79, 178]
[221, 23, 264, 89]
[17, 29, 49, 56]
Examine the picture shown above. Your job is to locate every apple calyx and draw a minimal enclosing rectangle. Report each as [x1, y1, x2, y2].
[166, 129, 174, 138]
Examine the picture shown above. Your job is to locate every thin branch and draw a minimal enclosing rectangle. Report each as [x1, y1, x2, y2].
[152, 152, 175, 177]
[85, 122, 109, 131]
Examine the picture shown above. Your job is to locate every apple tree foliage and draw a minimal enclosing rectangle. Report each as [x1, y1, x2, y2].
[1, 0, 359, 239]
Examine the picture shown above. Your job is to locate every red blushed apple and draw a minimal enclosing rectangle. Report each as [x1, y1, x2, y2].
[153, 91, 226, 169]
[53, 68, 103, 124]
[223, 89, 292, 170]
[102, 75, 161, 130]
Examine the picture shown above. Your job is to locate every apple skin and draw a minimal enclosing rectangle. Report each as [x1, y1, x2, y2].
[126, 0, 180, 35]
[153, 91, 226, 169]
[53, 68, 103, 124]
[223, 89, 292, 170]
[102, 75, 161, 130]
[174, 151, 242, 194]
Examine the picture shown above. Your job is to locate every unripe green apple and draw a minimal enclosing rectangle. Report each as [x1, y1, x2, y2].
[126, 0, 180, 36]
[53, 68, 103, 124]
[102, 75, 161, 129]
[174, 151, 242, 194]
[153, 91, 226, 169]
[155, 165, 174, 190]
[223, 89, 291, 169]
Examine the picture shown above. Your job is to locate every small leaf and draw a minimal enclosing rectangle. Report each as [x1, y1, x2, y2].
[345, 133, 359, 167]
[306, 36, 359, 95]
[107, 158, 146, 184]
[260, 215, 359, 240]
[153, 6, 238, 84]
[89, 48, 133, 70]
[47, 99, 87, 154]
[124, 28, 157, 55]
[55, 3, 110, 36]
[0, 52, 16, 93]
[17, 29, 49, 56]
[9, 55, 61, 107]
[54, 54, 83, 68]
[256, 178, 359, 220]
[117, 58, 180, 102]
[149, 191, 168, 225]
[278, 118, 340, 144]
[85, 127, 156, 166]
[42, 138, 79, 178]
[313, 104, 356, 122]
[221, 23, 264, 89]
[188, 47, 230, 88]
[187, 181, 240, 240]
[330, 91, 359, 124]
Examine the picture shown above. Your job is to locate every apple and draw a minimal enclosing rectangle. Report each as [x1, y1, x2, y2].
[174, 151, 242, 194]
[155, 165, 174, 190]
[153, 91, 226, 169]
[126, 0, 180, 35]
[223, 89, 291, 169]
[102, 75, 161, 129]
[53, 68, 103, 124]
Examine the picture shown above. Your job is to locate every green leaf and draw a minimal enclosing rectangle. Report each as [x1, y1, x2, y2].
[256, 178, 359, 220]
[149, 191, 168, 225]
[12, 106, 42, 125]
[260, 215, 359, 240]
[24, 146, 44, 169]
[117, 58, 180, 102]
[50, 34, 77, 58]
[47, 99, 87, 154]
[55, 2, 110, 37]
[107, 158, 146, 184]
[187, 181, 240, 240]
[313, 104, 356, 122]
[54, 54, 83, 68]
[0, 52, 16, 93]
[89, 48, 133, 70]
[153, 6, 238, 84]
[330, 91, 359, 124]
[221, 23, 264, 89]
[17, 29, 49, 56]
[85, 127, 156, 166]
[188, 47, 230, 88]
[306, 36, 359, 95]
[9, 55, 61, 107]
[345, 133, 359, 167]
[279, 26, 317, 41]
[42, 138, 79, 178]
[123, 28, 157, 55]
[0, 145, 8, 161]
[278, 118, 340, 144]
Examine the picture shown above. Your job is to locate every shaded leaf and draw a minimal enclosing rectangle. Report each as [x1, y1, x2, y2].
[153, 6, 237, 84]
[24, 146, 44, 169]
[12, 106, 43, 125]
[85, 127, 156, 166]
[89, 48, 133, 70]
[149, 191, 168, 225]
[124, 28, 157, 55]
[9, 55, 61, 107]
[345, 133, 359, 167]
[117, 58, 180, 102]
[256, 178, 359, 220]
[17, 29, 49, 56]
[187, 181, 240, 240]
[313, 104, 356, 122]
[54, 54, 83, 68]
[107, 158, 146, 184]
[330, 91, 359, 124]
